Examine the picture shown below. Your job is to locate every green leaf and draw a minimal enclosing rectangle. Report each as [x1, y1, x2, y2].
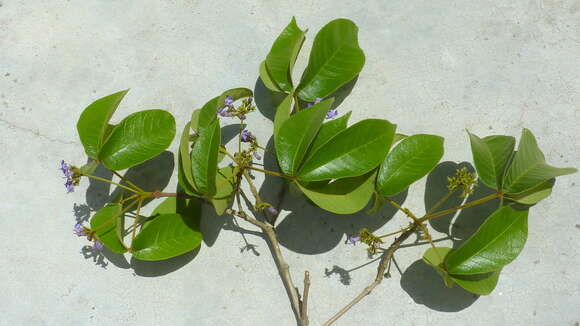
[79, 160, 99, 175]
[265, 17, 306, 92]
[296, 19, 365, 101]
[393, 133, 408, 144]
[99, 109, 176, 170]
[177, 122, 201, 196]
[376, 134, 444, 196]
[191, 119, 221, 195]
[451, 270, 501, 295]
[132, 198, 202, 261]
[444, 206, 529, 275]
[197, 96, 220, 130]
[505, 179, 554, 205]
[298, 119, 396, 181]
[217, 88, 253, 113]
[90, 203, 126, 254]
[273, 94, 293, 137]
[467, 132, 515, 189]
[297, 171, 375, 214]
[77, 90, 128, 158]
[422, 247, 455, 288]
[366, 191, 385, 215]
[259, 61, 283, 92]
[503, 129, 577, 194]
[275, 98, 334, 175]
[211, 166, 237, 215]
[305, 111, 352, 160]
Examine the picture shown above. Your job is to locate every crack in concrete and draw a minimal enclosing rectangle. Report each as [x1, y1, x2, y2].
[0, 117, 77, 145]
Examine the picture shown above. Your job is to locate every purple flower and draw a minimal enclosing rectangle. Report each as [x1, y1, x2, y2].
[73, 223, 86, 237]
[241, 129, 254, 142]
[239, 114, 246, 120]
[347, 235, 360, 245]
[307, 97, 324, 108]
[217, 107, 232, 117]
[326, 109, 338, 119]
[267, 206, 278, 215]
[60, 160, 75, 193]
[224, 95, 234, 108]
[253, 152, 262, 160]
[93, 240, 104, 251]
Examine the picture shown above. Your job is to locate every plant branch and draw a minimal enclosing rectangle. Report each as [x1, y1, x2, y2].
[247, 166, 295, 180]
[322, 226, 416, 326]
[419, 192, 501, 222]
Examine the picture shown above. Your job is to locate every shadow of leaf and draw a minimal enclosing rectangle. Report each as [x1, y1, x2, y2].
[130, 247, 200, 277]
[85, 161, 112, 210]
[254, 78, 287, 121]
[401, 259, 479, 312]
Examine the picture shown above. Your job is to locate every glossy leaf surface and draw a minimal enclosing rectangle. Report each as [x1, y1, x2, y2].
[265, 17, 306, 92]
[444, 206, 528, 275]
[211, 166, 237, 215]
[190, 119, 221, 196]
[275, 98, 334, 175]
[90, 203, 126, 254]
[376, 134, 443, 196]
[273, 94, 293, 137]
[259, 61, 283, 92]
[132, 198, 202, 261]
[77, 90, 128, 158]
[297, 171, 375, 214]
[298, 119, 395, 181]
[468, 132, 515, 189]
[305, 111, 352, 160]
[99, 109, 176, 170]
[503, 129, 576, 194]
[297, 19, 365, 101]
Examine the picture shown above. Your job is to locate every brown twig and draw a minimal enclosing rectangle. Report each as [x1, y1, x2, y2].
[322, 227, 416, 326]
[301, 271, 311, 325]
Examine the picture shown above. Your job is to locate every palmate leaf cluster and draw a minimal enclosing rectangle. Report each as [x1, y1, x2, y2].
[73, 17, 576, 297]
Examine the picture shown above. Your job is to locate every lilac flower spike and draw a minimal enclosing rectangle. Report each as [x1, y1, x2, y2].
[347, 235, 360, 245]
[326, 108, 338, 119]
[217, 107, 232, 117]
[93, 240, 104, 251]
[73, 223, 86, 237]
[241, 129, 255, 142]
[60, 160, 75, 193]
[267, 206, 278, 215]
[224, 95, 234, 108]
[253, 152, 262, 160]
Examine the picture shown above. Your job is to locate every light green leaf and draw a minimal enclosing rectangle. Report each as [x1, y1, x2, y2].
[211, 166, 237, 215]
[275, 98, 334, 175]
[468, 132, 515, 189]
[297, 19, 365, 101]
[90, 203, 126, 254]
[451, 270, 501, 296]
[177, 122, 201, 196]
[132, 198, 202, 261]
[503, 129, 576, 194]
[77, 90, 128, 158]
[376, 134, 444, 196]
[444, 206, 528, 275]
[298, 119, 396, 181]
[99, 109, 176, 170]
[273, 94, 293, 137]
[505, 179, 554, 205]
[197, 96, 220, 130]
[305, 111, 352, 160]
[265, 17, 306, 92]
[259, 61, 283, 92]
[297, 171, 375, 214]
[191, 119, 221, 196]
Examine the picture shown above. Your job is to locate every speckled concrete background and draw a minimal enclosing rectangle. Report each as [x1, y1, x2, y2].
[1, 1, 579, 325]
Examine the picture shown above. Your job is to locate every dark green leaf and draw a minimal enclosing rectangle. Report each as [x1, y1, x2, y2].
[132, 197, 202, 261]
[376, 134, 444, 196]
[211, 166, 237, 215]
[275, 98, 334, 175]
[297, 171, 375, 214]
[265, 17, 306, 92]
[77, 90, 128, 158]
[298, 119, 396, 181]
[99, 109, 176, 170]
[444, 206, 528, 275]
[451, 270, 501, 295]
[468, 132, 515, 189]
[177, 121, 201, 196]
[273, 94, 293, 137]
[505, 179, 554, 205]
[297, 19, 365, 101]
[503, 129, 576, 194]
[305, 111, 352, 160]
[259, 61, 283, 92]
[190, 119, 221, 195]
[90, 203, 126, 254]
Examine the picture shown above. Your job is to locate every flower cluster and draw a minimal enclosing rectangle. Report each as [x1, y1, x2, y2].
[306, 97, 338, 119]
[60, 160, 80, 193]
[347, 228, 384, 256]
[218, 96, 256, 120]
[447, 167, 478, 197]
[74, 223, 103, 250]
[239, 129, 261, 160]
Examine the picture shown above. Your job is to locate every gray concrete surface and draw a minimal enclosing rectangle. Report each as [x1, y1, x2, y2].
[1, 1, 579, 325]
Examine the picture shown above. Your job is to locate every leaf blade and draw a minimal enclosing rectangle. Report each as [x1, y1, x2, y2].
[90, 203, 126, 254]
[265, 17, 306, 92]
[468, 132, 515, 189]
[190, 119, 221, 196]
